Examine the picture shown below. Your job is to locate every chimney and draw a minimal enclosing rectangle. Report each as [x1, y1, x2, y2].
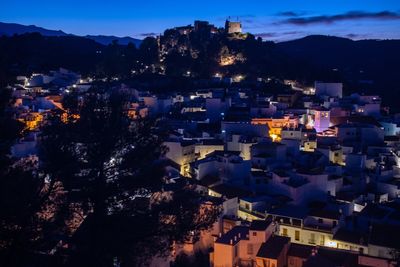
[219, 232, 222, 238]
[234, 236, 237, 242]
[230, 239, 233, 245]
[238, 233, 241, 239]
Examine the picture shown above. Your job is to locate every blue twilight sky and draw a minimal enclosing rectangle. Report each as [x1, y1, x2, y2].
[1, 0, 400, 41]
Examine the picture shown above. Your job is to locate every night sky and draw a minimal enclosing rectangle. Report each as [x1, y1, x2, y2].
[1, 0, 400, 41]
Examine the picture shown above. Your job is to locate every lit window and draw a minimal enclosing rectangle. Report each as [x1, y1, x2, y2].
[282, 228, 288, 236]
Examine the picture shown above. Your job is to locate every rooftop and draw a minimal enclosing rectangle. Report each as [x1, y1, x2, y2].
[209, 184, 251, 199]
[269, 205, 308, 220]
[330, 115, 382, 128]
[215, 226, 249, 245]
[369, 223, 400, 249]
[308, 209, 341, 220]
[250, 220, 273, 231]
[288, 243, 313, 259]
[256, 235, 290, 259]
[333, 228, 367, 245]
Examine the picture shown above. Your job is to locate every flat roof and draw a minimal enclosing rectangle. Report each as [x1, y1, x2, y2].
[256, 235, 290, 259]
[288, 243, 313, 259]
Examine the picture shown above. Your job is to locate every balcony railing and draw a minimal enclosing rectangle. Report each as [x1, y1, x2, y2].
[238, 207, 266, 219]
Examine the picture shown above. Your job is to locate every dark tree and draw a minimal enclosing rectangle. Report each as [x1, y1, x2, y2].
[40, 88, 219, 266]
[0, 87, 63, 267]
[139, 37, 159, 65]
[96, 41, 139, 79]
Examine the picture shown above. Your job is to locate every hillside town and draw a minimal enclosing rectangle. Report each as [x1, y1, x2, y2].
[7, 58, 400, 267]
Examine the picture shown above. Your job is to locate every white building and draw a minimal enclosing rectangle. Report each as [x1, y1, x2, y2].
[312, 108, 330, 133]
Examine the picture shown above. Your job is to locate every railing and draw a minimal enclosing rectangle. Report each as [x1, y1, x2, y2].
[303, 224, 334, 233]
[238, 207, 266, 219]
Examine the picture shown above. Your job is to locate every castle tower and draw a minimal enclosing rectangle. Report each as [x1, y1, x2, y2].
[225, 18, 242, 34]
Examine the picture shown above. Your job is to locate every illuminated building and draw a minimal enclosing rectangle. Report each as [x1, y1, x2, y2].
[225, 19, 242, 34]
[251, 116, 299, 142]
[219, 55, 236, 66]
[192, 151, 251, 184]
[127, 103, 149, 119]
[226, 135, 258, 160]
[163, 139, 196, 176]
[18, 112, 43, 131]
[268, 207, 348, 251]
[212, 220, 276, 267]
[61, 113, 80, 123]
[195, 139, 224, 159]
[312, 108, 330, 133]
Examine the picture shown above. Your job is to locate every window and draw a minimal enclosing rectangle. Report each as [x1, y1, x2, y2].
[282, 228, 288, 236]
[309, 233, 316, 244]
[253, 231, 257, 237]
[295, 230, 300, 241]
[234, 245, 238, 257]
[247, 244, 253, 254]
[245, 203, 250, 210]
[320, 235, 325, 246]
[318, 218, 323, 224]
[333, 221, 337, 227]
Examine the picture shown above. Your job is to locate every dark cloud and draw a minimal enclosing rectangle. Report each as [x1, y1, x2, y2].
[282, 31, 303, 35]
[345, 33, 368, 39]
[277, 11, 304, 17]
[140, 32, 157, 37]
[255, 31, 303, 39]
[281, 10, 400, 25]
[255, 32, 278, 38]
[217, 15, 256, 22]
[242, 18, 256, 24]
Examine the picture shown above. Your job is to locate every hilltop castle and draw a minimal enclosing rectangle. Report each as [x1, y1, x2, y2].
[225, 19, 242, 34]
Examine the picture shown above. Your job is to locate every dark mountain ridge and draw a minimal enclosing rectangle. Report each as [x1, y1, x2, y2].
[0, 22, 142, 46]
[276, 35, 400, 109]
[1, 23, 399, 110]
